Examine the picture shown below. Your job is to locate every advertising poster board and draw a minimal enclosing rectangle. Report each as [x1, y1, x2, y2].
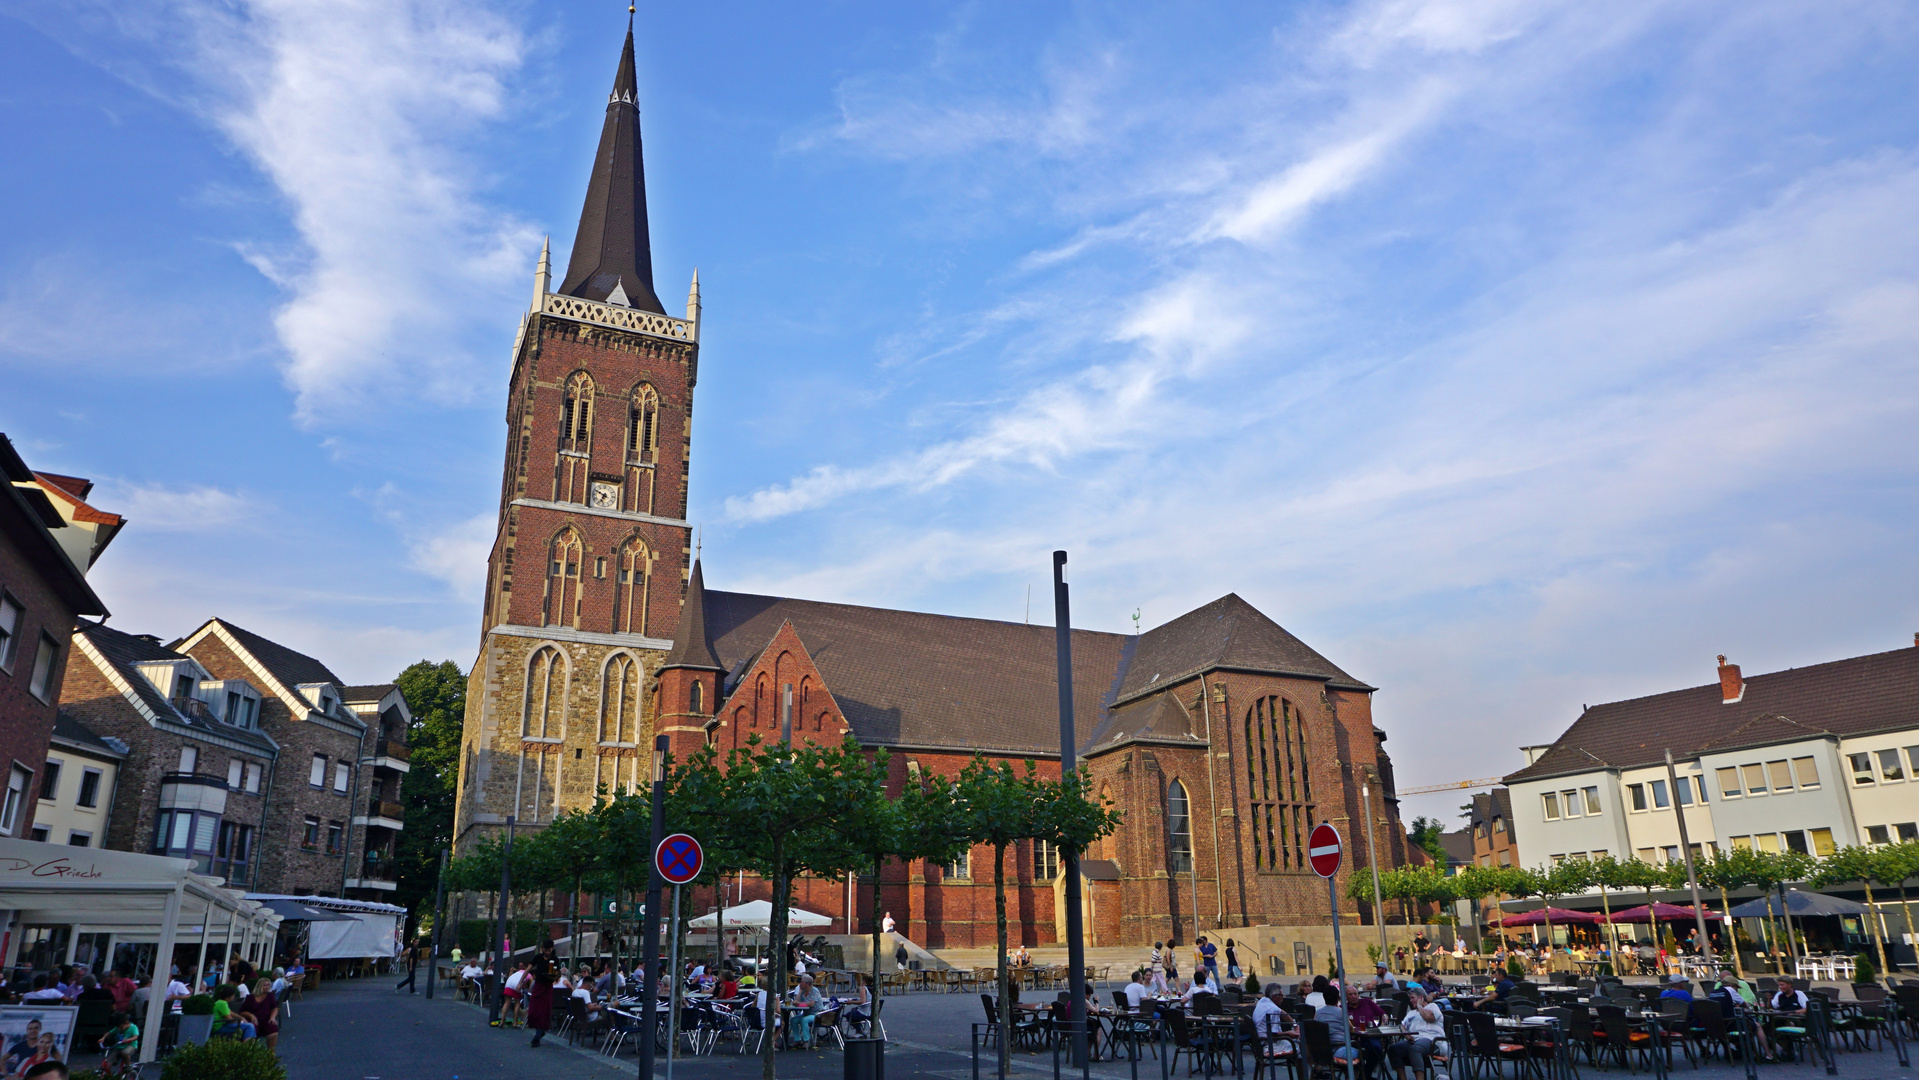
[0, 1005, 76, 1075]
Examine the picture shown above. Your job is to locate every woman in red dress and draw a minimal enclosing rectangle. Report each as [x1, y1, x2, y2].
[525, 960, 555, 1048]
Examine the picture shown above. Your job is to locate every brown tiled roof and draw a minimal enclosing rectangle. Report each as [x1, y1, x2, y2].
[1083, 691, 1199, 753]
[1114, 594, 1372, 702]
[341, 684, 398, 703]
[703, 590, 1131, 756]
[77, 621, 278, 753]
[207, 621, 347, 692]
[1436, 828, 1474, 866]
[1503, 645, 1919, 785]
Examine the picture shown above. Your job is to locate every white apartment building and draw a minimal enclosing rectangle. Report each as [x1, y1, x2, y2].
[1503, 641, 1919, 874]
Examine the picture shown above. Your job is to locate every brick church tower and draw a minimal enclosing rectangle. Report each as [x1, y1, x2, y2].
[454, 24, 699, 850]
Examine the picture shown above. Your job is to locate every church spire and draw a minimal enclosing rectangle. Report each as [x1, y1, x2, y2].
[661, 559, 725, 671]
[558, 22, 665, 313]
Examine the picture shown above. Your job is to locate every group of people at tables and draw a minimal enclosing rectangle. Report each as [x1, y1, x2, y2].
[472, 944, 874, 1052]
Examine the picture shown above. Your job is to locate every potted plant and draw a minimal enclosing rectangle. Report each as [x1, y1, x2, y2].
[178, 993, 216, 1045]
[161, 1038, 288, 1080]
[1852, 953, 1876, 985]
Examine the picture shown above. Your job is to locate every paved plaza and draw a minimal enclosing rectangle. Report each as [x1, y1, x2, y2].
[269, 970, 1918, 1080]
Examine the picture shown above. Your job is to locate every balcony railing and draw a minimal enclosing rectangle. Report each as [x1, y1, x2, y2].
[374, 739, 411, 762]
[360, 854, 397, 882]
[367, 799, 405, 822]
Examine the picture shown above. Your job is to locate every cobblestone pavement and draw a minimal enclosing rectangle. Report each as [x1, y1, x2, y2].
[277, 974, 1916, 1080]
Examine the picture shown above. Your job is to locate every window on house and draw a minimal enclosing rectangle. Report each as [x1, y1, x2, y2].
[1741, 763, 1767, 795]
[1792, 757, 1820, 788]
[1583, 787, 1602, 815]
[1675, 778, 1694, 806]
[1729, 835, 1752, 850]
[1493, 816, 1506, 833]
[174, 674, 193, 700]
[629, 384, 659, 462]
[67, 831, 90, 847]
[1034, 839, 1059, 880]
[1650, 780, 1670, 808]
[1895, 822, 1918, 842]
[76, 769, 99, 808]
[1767, 760, 1794, 791]
[1849, 753, 1875, 785]
[243, 763, 262, 794]
[1563, 789, 1582, 816]
[39, 761, 60, 802]
[1754, 833, 1781, 852]
[1660, 845, 1680, 864]
[302, 817, 321, 849]
[1635, 847, 1656, 863]
[333, 763, 350, 793]
[562, 372, 594, 452]
[1497, 850, 1512, 866]
[28, 633, 59, 701]
[943, 850, 969, 880]
[1166, 780, 1194, 874]
[309, 755, 326, 787]
[1627, 784, 1647, 811]
[325, 821, 344, 855]
[178, 747, 198, 774]
[225, 691, 241, 723]
[28, 827, 47, 842]
[1, 766, 30, 835]
[1810, 828, 1837, 856]
[1866, 825, 1891, 845]
[215, 822, 254, 882]
[1542, 793, 1560, 820]
[228, 759, 243, 788]
[0, 594, 21, 670]
[1782, 831, 1809, 855]
[1877, 749, 1904, 782]
[1717, 768, 1741, 798]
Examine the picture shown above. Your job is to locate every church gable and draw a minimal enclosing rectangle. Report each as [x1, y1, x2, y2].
[712, 620, 849, 750]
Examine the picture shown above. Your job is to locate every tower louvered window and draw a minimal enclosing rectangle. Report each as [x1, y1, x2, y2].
[546, 530, 584, 628]
[1246, 695, 1312, 871]
[628, 385, 659, 462]
[562, 373, 595, 452]
[601, 653, 641, 746]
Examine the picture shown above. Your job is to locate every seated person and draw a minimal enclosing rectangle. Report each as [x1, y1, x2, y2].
[1304, 976, 1330, 1008]
[99, 1011, 140, 1070]
[1472, 972, 1514, 1013]
[1371, 962, 1399, 992]
[786, 974, 824, 1048]
[1251, 984, 1297, 1045]
[1413, 967, 1444, 997]
[717, 972, 740, 1000]
[1124, 970, 1153, 1011]
[843, 973, 873, 1033]
[1315, 986, 1363, 1067]
[1181, 969, 1219, 1002]
[1347, 990, 1387, 1029]
[1388, 985, 1447, 1080]
[1660, 974, 1694, 1002]
[211, 984, 257, 1040]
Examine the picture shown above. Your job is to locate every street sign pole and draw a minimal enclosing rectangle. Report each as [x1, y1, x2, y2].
[1310, 823, 1353, 1080]
[641, 737, 668, 1080]
[654, 830, 704, 1080]
[666, 882, 682, 1080]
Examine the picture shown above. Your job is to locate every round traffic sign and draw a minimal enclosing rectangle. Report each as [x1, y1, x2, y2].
[656, 832, 704, 885]
[1307, 823, 1342, 878]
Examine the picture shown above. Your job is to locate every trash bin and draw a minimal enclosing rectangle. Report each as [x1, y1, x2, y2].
[844, 1037, 885, 1080]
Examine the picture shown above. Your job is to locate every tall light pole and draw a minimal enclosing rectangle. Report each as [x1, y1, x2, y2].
[427, 847, 448, 999]
[640, 734, 668, 1080]
[1663, 750, 1716, 966]
[1053, 551, 1088, 1069]
[487, 816, 516, 1026]
[1361, 772, 1387, 962]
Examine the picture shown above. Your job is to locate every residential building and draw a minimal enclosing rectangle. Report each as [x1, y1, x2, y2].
[0, 435, 112, 843]
[342, 684, 412, 894]
[31, 713, 126, 848]
[453, 23, 1423, 948]
[1503, 643, 1919, 873]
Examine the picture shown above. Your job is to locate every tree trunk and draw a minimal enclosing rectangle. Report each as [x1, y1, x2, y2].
[1864, 881, 1888, 984]
[1718, 885, 1742, 978]
[1645, 888, 1660, 976]
[1899, 884, 1916, 958]
[569, 873, 582, 963]
[994, 842, 1012, 1080]
[1597, 885, 1614, 973]
[763, 845, 787, 1080]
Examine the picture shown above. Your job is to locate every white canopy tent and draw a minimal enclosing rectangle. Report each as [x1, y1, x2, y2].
[0, 837, 281, 1064]
[688, 900, 831, 930]
[248, 894, 405, 960]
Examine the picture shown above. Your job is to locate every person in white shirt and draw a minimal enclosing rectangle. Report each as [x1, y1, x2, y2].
[1180, 970, 1218, 1003]
[1123, 971, 1152, 1011]
[882, 912, 896, 935]
[1388, 985, 1447, 1080]
[21, 975, 64, 1002]
[1251, 984, 1296, 1042]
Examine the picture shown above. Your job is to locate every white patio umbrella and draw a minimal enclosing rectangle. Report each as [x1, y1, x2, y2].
[688, 899, 832, 929]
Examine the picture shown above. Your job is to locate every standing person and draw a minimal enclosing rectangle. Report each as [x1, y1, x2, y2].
[893, 939, 909, 972]
[1198, 936, 1219, 982]
[525, 962, 555, 1048]
[396, 942, 421, 994]
[1148, 943, 1167, 994]
[246, 978, 280, 1052]
[1225, 939, 1241, 980]
[1413, 929, 1431, 957]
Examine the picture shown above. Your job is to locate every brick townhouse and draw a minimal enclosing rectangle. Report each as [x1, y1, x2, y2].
[60, 618, 408, 899]
[0, 435, 113, 843]
[452, 24, 1422, 948]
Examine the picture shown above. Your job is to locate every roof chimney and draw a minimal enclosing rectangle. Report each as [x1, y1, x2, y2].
[1717, 655, 1743, 704]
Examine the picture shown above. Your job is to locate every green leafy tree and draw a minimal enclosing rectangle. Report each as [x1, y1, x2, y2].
[1744, 848, 1815, 973]
[668, 736, 888, 1080]
[530, 807, 606, 961]
[1883, 841, 1919, 950]
[1696, 847, 1761, 976]
[1448, 865, 1508, 951]
[841, 773, 970, 997]
[1811, 846, 1892, 982]
[391, 660, 466, 923]
[1408, 817, 1449, 864]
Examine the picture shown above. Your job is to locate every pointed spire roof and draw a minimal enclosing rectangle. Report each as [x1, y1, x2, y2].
[661, 560, 725, 671]
[559, 23, 665, 314]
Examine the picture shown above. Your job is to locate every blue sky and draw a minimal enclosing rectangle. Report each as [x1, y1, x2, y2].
[5, 0, 1917, 821]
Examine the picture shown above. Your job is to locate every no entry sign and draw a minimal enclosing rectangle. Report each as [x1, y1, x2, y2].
[1308, 823, 1342, 878]
[656, 833, 704, 885]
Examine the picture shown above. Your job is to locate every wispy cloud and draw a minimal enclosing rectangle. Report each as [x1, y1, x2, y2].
[93, 480, 263, 532]
[406, 511, 496, 604]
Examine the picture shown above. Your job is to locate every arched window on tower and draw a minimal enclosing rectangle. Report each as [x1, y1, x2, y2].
[522, 646, 567, 740]
[617, 538, 651, 635]
[546, 530, 583, 628]
[601, 653, 641, 745]
[689, 679, 703, 715]
[628, 384, 659, 463]
[1166, 779, 1193, 874]
[562, 372, 595, 452]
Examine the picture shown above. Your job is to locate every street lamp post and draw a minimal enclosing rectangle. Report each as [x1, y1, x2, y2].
[487, 816, 516, 1025]
[1053, 551, 1088, 1069]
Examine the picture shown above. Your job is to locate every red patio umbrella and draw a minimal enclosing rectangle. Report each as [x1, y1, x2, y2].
[1492, 907, 1606, 927]
[1606, 903, 1722, 922]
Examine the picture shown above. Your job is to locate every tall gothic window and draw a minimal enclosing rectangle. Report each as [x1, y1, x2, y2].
[562, 372, 595, 452]
[522, 646, 567, 739]
[618, 538, 650, 635]
[546, 530, 584, 628]
[1246, 695, 1312, 871]
[688, 680, 703, 715]
[628, 384, 659, 462]
[601, 653, 641, 744]
[1166, 779, 1194, 874]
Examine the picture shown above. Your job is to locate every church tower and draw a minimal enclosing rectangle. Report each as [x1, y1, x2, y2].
[454, 23, 699, 850]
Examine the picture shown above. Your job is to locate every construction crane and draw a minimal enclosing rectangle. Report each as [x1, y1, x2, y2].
[1396, 776, 1504, 796]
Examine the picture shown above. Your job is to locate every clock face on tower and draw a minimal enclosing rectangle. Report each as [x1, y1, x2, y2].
[590, 481, 620, 509]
